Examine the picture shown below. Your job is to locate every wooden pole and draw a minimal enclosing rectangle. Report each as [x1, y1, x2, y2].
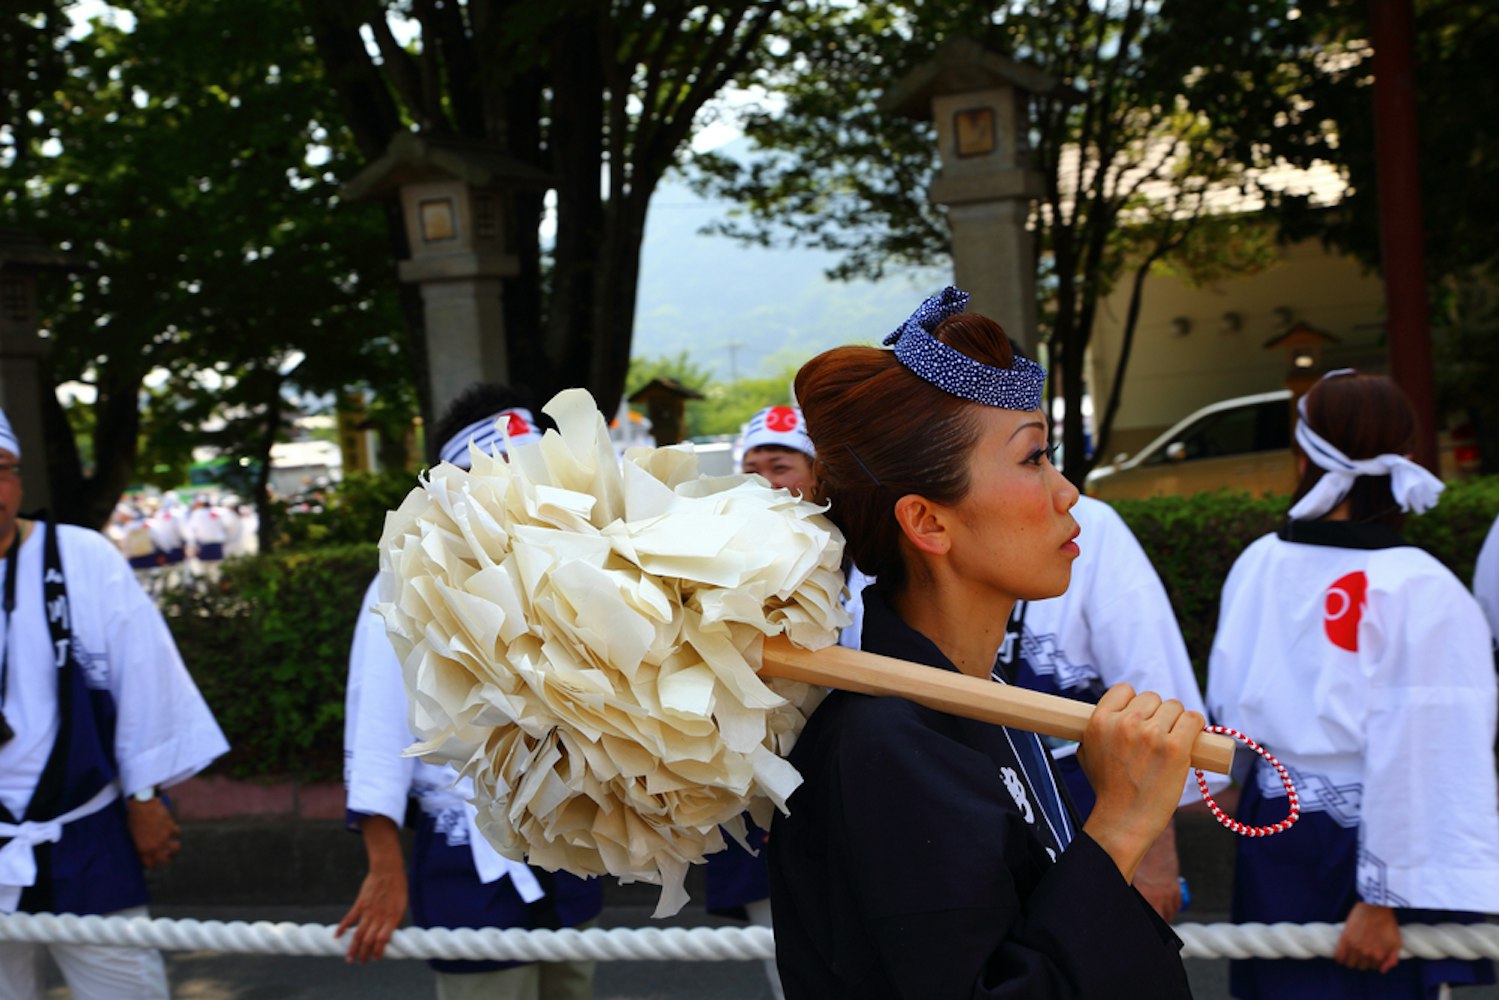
[1370, 0, 1439, 472]
[760, 635, 1238, 774]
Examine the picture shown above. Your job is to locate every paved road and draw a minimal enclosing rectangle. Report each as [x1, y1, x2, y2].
[39, 904, 1498, 999]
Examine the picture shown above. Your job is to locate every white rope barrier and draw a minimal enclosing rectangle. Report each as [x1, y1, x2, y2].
[0, 913, 1496, 962]
[1178, 923, 1499, 962]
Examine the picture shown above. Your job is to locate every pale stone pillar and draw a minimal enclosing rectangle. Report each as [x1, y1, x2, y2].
[345, 134, 550, 428]
[880, 39, 1053, 356]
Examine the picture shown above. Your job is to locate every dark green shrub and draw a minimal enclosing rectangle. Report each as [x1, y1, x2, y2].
[1111, 490, 1283, 685]
[163, 544, 377, 780]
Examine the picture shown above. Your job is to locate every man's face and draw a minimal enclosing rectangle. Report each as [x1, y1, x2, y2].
[742, 446, 816, 497]
[0, 449, 22, 549]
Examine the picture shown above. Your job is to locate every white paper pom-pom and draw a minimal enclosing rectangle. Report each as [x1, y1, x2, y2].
[378, 388, 850, 915]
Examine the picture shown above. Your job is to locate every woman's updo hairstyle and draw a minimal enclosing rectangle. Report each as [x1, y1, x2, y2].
[795, 311, 1020, 594]
[1290, 372, 1418, 530]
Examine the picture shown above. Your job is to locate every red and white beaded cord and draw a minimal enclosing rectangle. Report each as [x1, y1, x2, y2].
[1195, 725, 1300, 837]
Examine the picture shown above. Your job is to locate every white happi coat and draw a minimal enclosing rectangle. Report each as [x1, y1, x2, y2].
[0, 524, 227, 914]
[145, 509, 185, 554]
[0, 524, 227, 818]
[343, 579, 541, 898]
[1208, 529, 1499, 911]
[186, 506, 229, 547]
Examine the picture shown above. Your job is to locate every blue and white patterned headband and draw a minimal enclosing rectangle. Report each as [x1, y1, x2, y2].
[438, 408, 542, 469]
[882, 286, 1046, 410]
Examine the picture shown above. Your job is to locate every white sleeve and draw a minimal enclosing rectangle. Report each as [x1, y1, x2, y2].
[89, 535, 229, 794]
[345, 578, 417, 823]
[1360, 570, 1499, 911]
[1206, 546, 1259, 789]
[1081, 505, 1224, 801]
[1079, 505, 1204, 709]
[838, 568, 874, 651]
[1474, 517, 1499, 645]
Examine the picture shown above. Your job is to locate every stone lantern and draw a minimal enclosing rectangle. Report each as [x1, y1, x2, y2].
[880, 37, 1054, 355]
[344, 132, 551, 420]
[0, 231, 69, 509]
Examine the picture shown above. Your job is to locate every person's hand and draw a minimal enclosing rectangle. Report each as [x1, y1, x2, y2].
[335, 867, 409, 964]
[335, 815, 409, 964]
[1132, 823, 1182, 922]
[1335, 902, 1401, 973]
[125, 797, 181, 869]
[1078, 684, 1202, 884]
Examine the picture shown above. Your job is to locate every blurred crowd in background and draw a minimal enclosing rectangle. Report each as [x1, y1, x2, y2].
[104, 493, 260, 592]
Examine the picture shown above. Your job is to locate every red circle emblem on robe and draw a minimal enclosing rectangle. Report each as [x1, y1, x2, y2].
[1323, 571, 1367, 652]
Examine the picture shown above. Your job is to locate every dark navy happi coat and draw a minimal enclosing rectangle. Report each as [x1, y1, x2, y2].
[769, 589, 1193, 999]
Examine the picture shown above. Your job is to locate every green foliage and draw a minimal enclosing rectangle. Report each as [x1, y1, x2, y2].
[1167, 1, 1499, 466]
[1111, 490, 1284, 683]
[1114, 476, 1499, 683]
[690, 0, 1315, 484]
[305, 0, 796, 417]
[1155, 217, 1284, 290]
[273, 470, 420, 551]
[162, 545, 377, 781]
[5, 0, 410, 527]
[1182, 0, 1499, 287]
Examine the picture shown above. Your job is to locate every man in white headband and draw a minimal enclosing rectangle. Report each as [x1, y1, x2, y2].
[0, 409, 229, 1000]
[339, 384, 602, 999]
[434, 389, 544, 469]
[738, 404, 816, 498]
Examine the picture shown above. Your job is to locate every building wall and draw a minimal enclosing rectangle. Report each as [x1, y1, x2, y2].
[1086, 238, 1387, 459]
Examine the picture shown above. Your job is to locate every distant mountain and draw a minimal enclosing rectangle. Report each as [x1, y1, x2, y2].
[633, 150, 947, 381]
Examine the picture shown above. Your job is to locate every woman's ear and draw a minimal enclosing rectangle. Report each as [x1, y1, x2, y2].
[893, 494, 950, 557]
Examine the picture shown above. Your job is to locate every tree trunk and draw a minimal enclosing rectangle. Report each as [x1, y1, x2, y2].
[43, 361, 143, 529]
[1093, 255, 1158, 466]
[592, 199, 651, 416]
[546, 17, 608, 403]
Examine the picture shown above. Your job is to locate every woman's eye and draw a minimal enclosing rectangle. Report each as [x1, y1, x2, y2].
[1026, 444, 1059, 467]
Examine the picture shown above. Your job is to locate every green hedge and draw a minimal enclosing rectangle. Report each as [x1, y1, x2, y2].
[164, 544, 376, 781]
[163, 476, 1498, 780]
[1115, 475, 1499, 683]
